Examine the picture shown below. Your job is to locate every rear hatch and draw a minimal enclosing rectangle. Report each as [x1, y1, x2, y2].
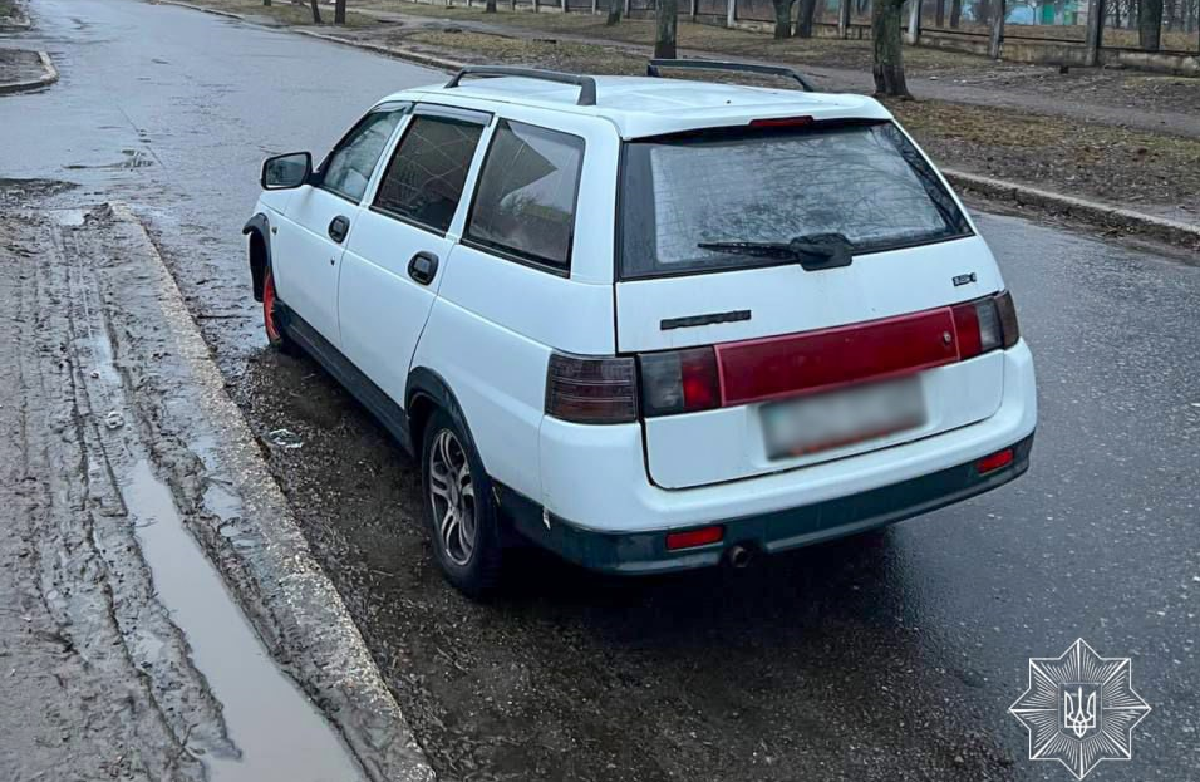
[617, 119, 1007, 489]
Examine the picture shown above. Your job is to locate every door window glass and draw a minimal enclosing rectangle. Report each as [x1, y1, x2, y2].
[373, 116, 484, 234]
[320, 108, 406, 204]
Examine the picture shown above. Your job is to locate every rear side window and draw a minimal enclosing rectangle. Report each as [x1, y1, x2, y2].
[320, 108, 406, 204]
[373, 115, 484, 234]
[619, 122, 972, 279]
[466, 121, 584, 270]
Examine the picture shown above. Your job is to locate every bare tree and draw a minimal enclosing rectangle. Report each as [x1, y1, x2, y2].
[655, 0, 679, 57]
[486, 0, 498, 12]
[335, 0, 346, 23]
[309, 0, 322, 23]
[607, 0, 622, 24]
[1140, 0, 1163, 48]
[949, 0, 962, 27]
[797, 0, 819, 37]
[935, 0, 945, 26]
[872, 0, 910, 97]
[771, 0, 796, 37]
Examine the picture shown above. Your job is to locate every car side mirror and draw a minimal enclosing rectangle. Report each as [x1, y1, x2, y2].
[261, 152, 312, 190]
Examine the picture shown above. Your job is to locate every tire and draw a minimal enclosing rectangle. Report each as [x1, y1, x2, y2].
[421, 409, 504, 599]
[262, 265, 300, 356]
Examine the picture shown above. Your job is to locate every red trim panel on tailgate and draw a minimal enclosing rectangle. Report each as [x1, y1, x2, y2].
[716, 306, 961, 406]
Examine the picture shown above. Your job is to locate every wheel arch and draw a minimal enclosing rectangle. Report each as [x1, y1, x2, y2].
[243, 213, 272, 302]
[405, 367, 458, 458]
[404, 367, 491, 473]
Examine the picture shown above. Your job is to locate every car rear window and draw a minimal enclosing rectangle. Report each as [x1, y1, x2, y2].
[618, 122, 972, 279]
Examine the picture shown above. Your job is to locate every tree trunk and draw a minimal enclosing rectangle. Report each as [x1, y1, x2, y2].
[334, 0, 346, 23]
[934, 0, 944, 26]
[949, 0, 961, 27]
[309, 0, 322, 23]
[655, 0, 679, 58]
[486, 0, 497, 11]
[1139, 0, 1163, 48]
[872, 0, 910, 97]
[772, 0, 795, 37]
[797, 0, 818, 36]
[607, 0, 622, 23]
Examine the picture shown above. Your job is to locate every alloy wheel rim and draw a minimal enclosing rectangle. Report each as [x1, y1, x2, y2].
[428, 429, 476, 566]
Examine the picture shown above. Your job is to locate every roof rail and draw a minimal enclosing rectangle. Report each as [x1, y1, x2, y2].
[444, 66, 598, 106]
[646, 58, 815, 93]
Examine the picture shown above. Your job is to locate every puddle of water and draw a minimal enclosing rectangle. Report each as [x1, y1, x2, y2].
[121, 459, 364, 782]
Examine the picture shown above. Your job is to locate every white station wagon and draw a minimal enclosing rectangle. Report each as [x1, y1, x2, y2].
[244, 61, 1037, 597]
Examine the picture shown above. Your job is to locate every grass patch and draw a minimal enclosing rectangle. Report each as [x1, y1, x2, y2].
[891, 99, 1200, 160]
[362, 1, 1004, 72]
[406, 30, 643, 73]
[187, 0, 381, 27]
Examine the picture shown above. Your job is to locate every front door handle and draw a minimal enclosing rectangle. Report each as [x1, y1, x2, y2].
[407, 251, 439, 286]
[328, 215, 350, 244]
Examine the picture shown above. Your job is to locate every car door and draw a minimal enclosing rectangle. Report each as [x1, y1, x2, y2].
[271, 102, 408, 347]
[337, 105, 490, 408]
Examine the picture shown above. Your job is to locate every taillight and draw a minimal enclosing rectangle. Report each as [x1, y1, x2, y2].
[545, 353, 638, 424]
[995, 291, 1020, 349]
[638, 347, 721, 418]
[952, 291, 1020, 360]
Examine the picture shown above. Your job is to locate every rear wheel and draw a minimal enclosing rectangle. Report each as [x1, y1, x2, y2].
[262, 266, 299, 355]
[421, 409, 503, 599]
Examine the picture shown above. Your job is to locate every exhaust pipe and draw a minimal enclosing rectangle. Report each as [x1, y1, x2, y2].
[726, 544, 755, 569]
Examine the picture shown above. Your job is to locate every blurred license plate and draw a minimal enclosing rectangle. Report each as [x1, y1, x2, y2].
[761, 378, 925, 460]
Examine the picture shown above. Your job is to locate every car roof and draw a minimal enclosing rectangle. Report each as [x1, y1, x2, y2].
[386, 75, 892, 138]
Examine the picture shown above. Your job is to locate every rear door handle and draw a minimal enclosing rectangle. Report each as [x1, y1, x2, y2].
[328, 215, 350, 244]
[407, 251, 439, 285]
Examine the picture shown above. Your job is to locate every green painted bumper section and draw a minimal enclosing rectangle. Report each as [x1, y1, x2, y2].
[499, 433, 1034, 575]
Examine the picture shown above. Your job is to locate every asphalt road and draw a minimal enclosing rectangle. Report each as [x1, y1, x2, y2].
[4, 1, 1197, 780]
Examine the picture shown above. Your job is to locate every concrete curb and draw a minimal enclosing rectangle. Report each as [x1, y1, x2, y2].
[294, 28, 465, 72]
[0, 50, 59, 95]
[155, 0, 246, 21]
[944, 169, 1200, 247]
[109, 202, 436, 782]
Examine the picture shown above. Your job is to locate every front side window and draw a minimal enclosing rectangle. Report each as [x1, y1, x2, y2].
[466, 121, 584, 270]
[373, 115, 485, 234]
[320, 107, 406, 204]
[619, 122, 972, 279]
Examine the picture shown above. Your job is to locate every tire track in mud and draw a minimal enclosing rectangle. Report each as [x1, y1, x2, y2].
[1, 201, 433, 782]
[3, 210, 208, 782]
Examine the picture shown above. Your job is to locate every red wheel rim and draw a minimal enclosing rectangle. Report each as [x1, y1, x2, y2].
[263, 271, 280, 341]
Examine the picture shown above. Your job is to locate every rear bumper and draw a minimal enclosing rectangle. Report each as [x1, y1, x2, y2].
[503, 433, 1033, 574]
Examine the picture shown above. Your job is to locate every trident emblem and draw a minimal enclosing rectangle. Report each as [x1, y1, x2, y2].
[1063, 686, 1097, 738]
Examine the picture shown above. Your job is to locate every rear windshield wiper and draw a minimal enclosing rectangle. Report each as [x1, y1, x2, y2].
[698, 232, 854, 270]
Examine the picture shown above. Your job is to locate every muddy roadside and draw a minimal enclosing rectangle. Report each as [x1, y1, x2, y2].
[0, 193, 432, 782]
